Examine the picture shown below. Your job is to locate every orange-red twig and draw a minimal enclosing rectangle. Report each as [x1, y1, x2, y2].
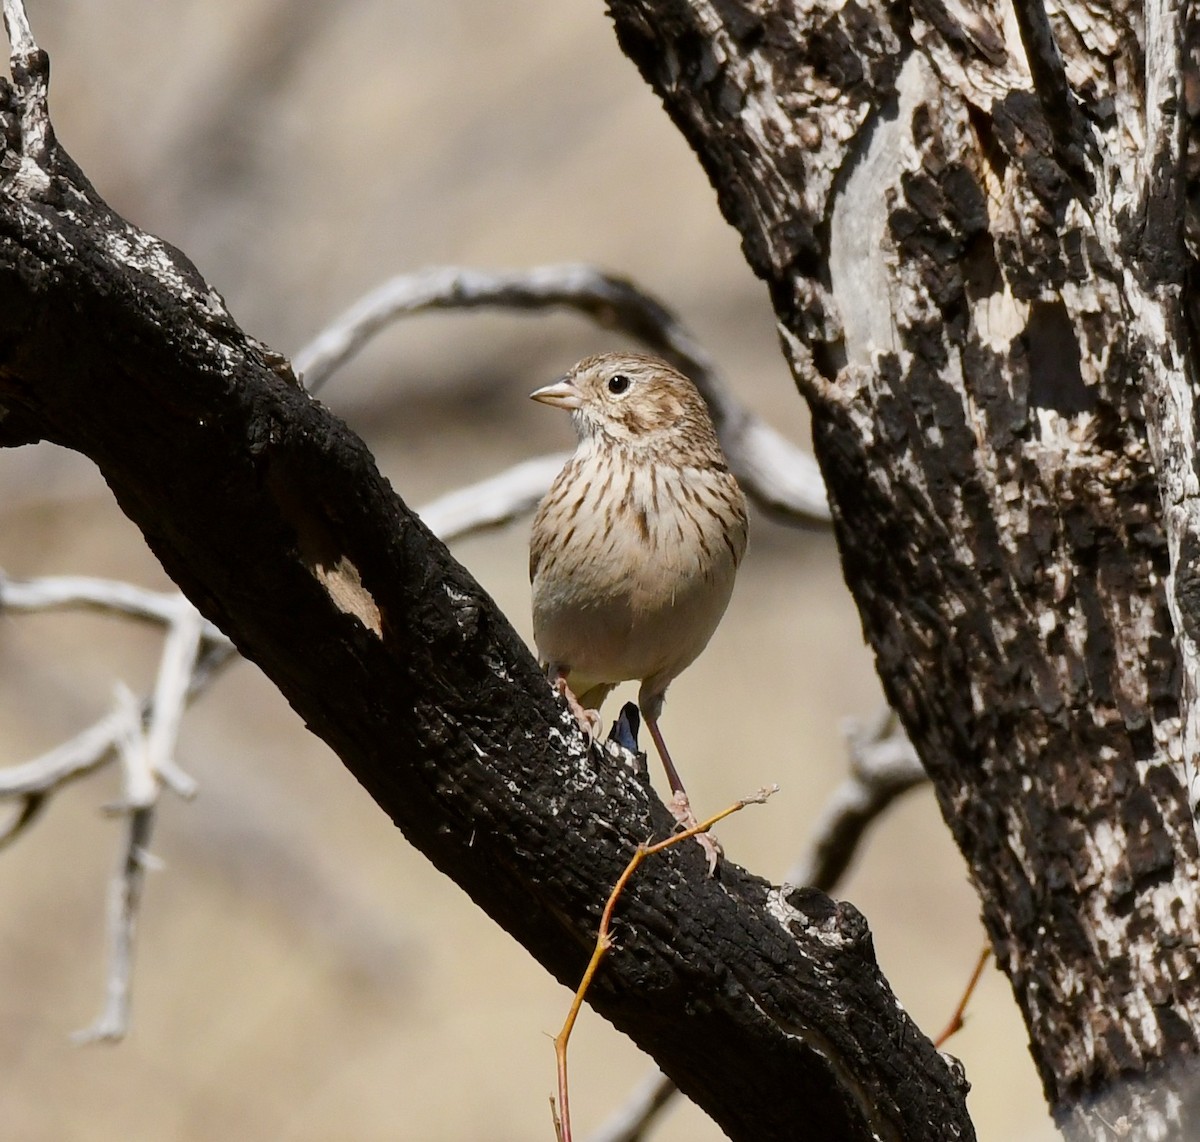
[934, 942, 991, 1048]
[551, 786, 778, 1142]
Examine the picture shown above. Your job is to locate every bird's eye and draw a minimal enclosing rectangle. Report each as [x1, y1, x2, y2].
[607, 374, 631, 395]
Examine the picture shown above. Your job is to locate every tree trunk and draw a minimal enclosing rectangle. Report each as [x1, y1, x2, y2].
[606, 0, 1200, 1135]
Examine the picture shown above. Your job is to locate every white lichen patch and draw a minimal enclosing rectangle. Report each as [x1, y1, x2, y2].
[765, 885, 849, 949]
[765, 885, 808, 929]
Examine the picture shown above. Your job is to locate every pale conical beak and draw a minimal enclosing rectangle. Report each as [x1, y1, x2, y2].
[530, 378, 583, 410]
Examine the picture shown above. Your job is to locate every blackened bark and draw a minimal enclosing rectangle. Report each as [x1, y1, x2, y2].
[605, 0, 1200, 1136]
[0, 29, 972, 1142]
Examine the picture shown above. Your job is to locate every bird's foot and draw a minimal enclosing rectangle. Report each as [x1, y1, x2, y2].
[669, 789, 722, 876]
[554, 677, 603, 744]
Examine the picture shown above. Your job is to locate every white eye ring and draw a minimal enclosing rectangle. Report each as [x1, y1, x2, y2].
[607, 374, 631, 395]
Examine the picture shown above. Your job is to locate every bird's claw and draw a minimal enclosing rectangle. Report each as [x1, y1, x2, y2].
[554, 677, 603, 744]
[669, 789, 722, 876]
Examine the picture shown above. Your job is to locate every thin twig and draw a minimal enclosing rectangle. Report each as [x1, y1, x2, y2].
[110, 683, 156, 810]
[587, 712, 926, 1142]
[554, 787, 778, 1142]
[0, 574, 231, 800]
[293, 264, 830, 530]
[0, 707, 135, 797]
[580, 1067, 680, 1142]
[0, 601, 234, 1042]
[933, 943, 992, 1048]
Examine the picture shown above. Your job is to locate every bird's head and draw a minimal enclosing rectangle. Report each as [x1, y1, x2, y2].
[530, 352, 715, 452]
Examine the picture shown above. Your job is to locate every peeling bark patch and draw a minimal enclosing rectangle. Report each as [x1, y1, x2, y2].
[313, 553, 382, 636]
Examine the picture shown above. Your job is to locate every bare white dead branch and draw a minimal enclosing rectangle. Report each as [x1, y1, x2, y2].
[0, 640, 234, 820]
[71, 601, 205, 1043]
[0, 572, 228, 643]
[71, 804, 155, 1044]
[418, 453, 570, 541]
[785, 707, 926, 890]
[293, 264, 830, 530]
[585, 1066, 681, 1142]
[0, 565, 214, 1042]
[0, 705, 139, 797]
[110, 683, 157, 810]
[588, 708, 927, 1142]
[0, 575, 228, 803]
[142, 602, 204, 799]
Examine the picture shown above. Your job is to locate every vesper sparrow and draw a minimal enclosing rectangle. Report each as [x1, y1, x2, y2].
[529, 352, 748, 872]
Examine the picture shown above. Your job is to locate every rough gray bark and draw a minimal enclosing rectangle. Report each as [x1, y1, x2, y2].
[604, 0, 1200, 1136]
[0, 11, 972, 1142]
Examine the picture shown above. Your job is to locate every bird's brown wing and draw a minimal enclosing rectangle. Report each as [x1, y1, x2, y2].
[529, 521, 544, 582]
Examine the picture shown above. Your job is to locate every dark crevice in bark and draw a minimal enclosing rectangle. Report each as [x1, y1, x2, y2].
[1025, 300, 1094, 415]
[1009, 0, 1095, 193]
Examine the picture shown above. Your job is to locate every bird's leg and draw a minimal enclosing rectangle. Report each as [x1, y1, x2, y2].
[643, 710, 722, 876]
[548, 666, 603, 743]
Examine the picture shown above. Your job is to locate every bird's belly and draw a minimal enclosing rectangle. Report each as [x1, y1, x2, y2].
[530, 446, 746, 699]
[532, 553, 736, 695]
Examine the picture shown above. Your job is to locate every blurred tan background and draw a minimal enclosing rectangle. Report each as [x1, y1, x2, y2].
[0, 2, 1056, 1139]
